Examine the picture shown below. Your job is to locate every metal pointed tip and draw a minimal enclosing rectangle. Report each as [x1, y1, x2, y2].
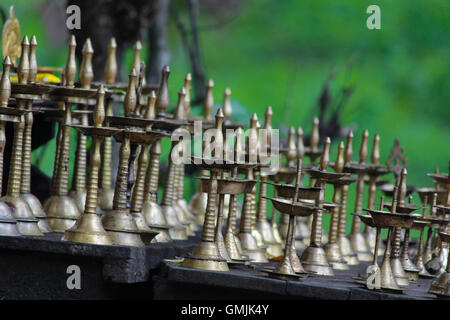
[3, 56, 11, 65]
[348, 130, 353, 138]
[225, 88, 231, 95]
[207, 78, 214, 87]
[134, 41, 142, 50]
[216, 108, 224, 118]
[179, 87, 186, 96]
[83, 38, 93, 53]
[69, 35, 76, 46]
[22, 35, 29, 45]
[402, 168, 407, 175]
[110, 37, 117, 48]
[289, 126, 295, 133]
[130, 68, 137, 77]
[150, 90, 156, 98]
[9, 5, 15, 18]
[163, 65, 170, 73]
[338, 141, 344, 149]
[297, 126, 303, 136]
[256, 121, 261, 129]
[30, 35, 37, 46]
[98, 84, 105, 95]
[236, 127, 243, 134]
[185, 73, 192, 80]
[266, 105, 272, 115]
[325, 137, 331, 144]
[374, 133, 380, 140]
[363, 129, 369, 137]
[313, 117, 319, 125]
[251, 113, 258, 121]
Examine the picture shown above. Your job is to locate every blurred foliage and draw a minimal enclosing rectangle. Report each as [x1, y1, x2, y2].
[2, 0, 449, 236]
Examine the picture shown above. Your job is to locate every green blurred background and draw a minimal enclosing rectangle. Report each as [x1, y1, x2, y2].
[2, 0, 449, 236]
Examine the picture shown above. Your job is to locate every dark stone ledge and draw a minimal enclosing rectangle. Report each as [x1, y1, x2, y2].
[154, 259, 438, 300]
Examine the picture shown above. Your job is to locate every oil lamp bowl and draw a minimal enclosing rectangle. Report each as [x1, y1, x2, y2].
[363, 209, 417, 229]
[304, 169, 350, 182]
[264, 196, 323, 217]
[352, 212, 376, 228]
[267, 182, 322, 200]
[383, 202, 421, 214]
[427, 173, 450, 185]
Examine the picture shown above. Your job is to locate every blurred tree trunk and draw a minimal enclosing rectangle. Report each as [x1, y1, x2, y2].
[170, 0, 206, 104]
[186, 0, 206, 103]
[147, 0, 171, 84]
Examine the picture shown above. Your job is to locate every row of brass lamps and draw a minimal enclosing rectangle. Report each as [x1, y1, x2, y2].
[0, 6, 449, 298]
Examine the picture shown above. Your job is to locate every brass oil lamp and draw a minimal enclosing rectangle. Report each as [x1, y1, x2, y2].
[172, 89, 199, 233]
[0, 56, 21, 236]
[181, 108, 229, 271]
[382, 169, 421, 286]
[1, 37, 43, 236]
[352, 197, 384, 286]
[101, 77, 169, 245]
[412, 195, 435, 278]
[399, 196, 421, 281]
[300, 137, 349, 276]
[101, 132, 148, 246]
[63, 85, 119, 245]
[276, 126, 298, 243]
[98, 37, 118, 211]
[323, 141, 357, 270]
[69, 38, 94, 213]
[159, 88, 191, 239]
[303, 117, 323, 243]
[363, 134, 390, 256]
[263, 158, 323, 279]
[362, 186, 416, 293]
[189, 79, 217, 225]
[425, 169, 450, 275]
[13, 36, 53, 233]
[43, 35, 81, 232]
[141, 93, 172, 243]
[223, 127, 254, 263]
[429, 231, 450, 297]
[254, 106, 283, 258]
[337, 131, 359, 265]
[347, 130, 372, 262]
[294, 127, 313, 249]
[238, 113, 268, 263]
[268, 157, 323, 274]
